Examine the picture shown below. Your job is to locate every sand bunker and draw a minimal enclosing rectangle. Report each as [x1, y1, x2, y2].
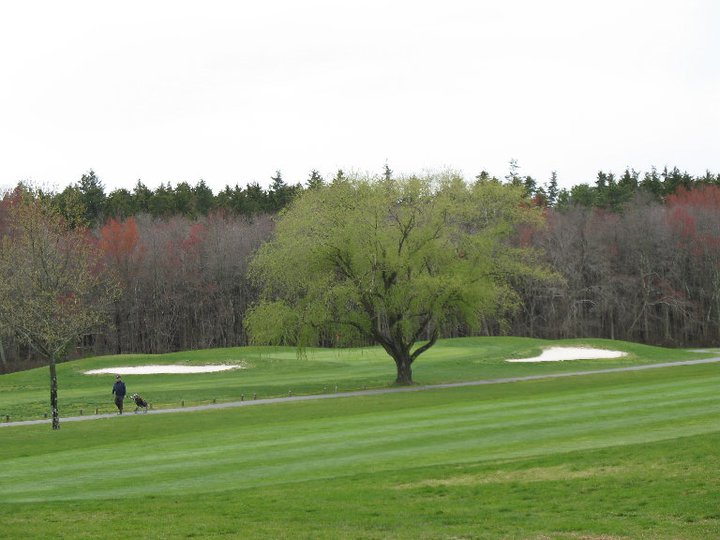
[84, 364, 243, 375]
[506, 347, 627, 363]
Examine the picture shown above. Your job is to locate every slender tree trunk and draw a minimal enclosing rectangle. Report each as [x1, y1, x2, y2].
[49, 357, 60, 430]
[0, 337, 6, 370]
[114, 303, 122, 355]
[716, 279, 720, 342]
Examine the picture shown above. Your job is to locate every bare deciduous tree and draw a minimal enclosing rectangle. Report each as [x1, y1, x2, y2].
[0, 193, 118, 429]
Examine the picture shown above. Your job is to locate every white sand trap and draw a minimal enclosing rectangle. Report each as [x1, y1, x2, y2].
[84, 364, 243, 375]
[506, 347, 627, 363]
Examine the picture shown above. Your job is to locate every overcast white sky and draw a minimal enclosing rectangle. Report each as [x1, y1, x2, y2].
[1, 0, 718, 194]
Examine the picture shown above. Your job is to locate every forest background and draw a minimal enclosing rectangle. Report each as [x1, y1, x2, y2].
[1, 163, 720, 372]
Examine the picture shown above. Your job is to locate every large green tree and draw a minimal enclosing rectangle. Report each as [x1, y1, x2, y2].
[0, 193, 118, 428]
[246, 173, 547, 384]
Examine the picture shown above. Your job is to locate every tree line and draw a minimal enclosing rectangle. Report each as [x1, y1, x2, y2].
[1, 164, 720, 373]
[31, 168, 325, 227]
[512, 185, 720, 347]
[16, 164, 720, 229]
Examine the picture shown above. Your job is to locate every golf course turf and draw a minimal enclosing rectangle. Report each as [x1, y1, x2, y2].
[1, 337, 719, 538]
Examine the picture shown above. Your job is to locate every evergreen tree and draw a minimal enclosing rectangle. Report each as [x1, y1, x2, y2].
[699, 170, 720, 186]
[174, 182, 194, 217]
[662, 166, 693, 196]
[306, 170, 324, 190]
[555, 188, 571, 208]
[215, 185, 235, 212]
[639, 167, 663, 199]
[569, 183, 596, 207]
[132, 180, 153, 214]
[150, 183, 176, 216]
[546, 171, 559, 207]
[269, 171, 293, 211]
[333, 169, 347, 184]
[105, 188, 135, 219]
[193, 179, 215, 215]
[618, 168, 639, 204]
[505, 159, 522, 187]
[78, 170, 106, 225]
[245, 182, 268, 214]
[523, 175, 538, 199]
[475, 170, 500, 184]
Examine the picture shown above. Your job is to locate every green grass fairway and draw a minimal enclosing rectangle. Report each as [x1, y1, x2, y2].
[1, 339, 719, 538]
[0, 336, 714, 422]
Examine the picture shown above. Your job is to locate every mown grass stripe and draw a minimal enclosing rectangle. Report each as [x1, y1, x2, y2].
[5, 370, 717, 479]
[2, 366, 719, 503]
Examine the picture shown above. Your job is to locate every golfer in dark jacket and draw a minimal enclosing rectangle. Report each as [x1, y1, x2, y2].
[112, 375, 127, 414]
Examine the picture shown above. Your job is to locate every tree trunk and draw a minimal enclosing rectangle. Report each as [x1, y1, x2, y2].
[394, 354, 413, 385]
[0, 337, 6, 370]
[114, 303, 122, 355]
[49, 357, 60, 430]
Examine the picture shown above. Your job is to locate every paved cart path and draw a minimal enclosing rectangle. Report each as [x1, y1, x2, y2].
[3, 357, 720, 428]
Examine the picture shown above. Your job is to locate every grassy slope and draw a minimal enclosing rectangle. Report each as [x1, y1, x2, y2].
[1, 349, 719, 539]
[0, 336, 714, 421]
